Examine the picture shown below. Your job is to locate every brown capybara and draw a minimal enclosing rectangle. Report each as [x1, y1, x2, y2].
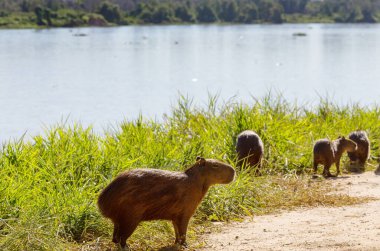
[313, 136, 357, 177]
[236, 130, 264, 168]
[97, 157, 235, 249]
[347, 130, 370, 167]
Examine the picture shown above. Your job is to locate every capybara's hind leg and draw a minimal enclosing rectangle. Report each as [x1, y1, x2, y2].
[112, 223, 120, 243]
[119, 220, 139, 249]
[313, 161, 318, 174]
[323, 164, 333, 177]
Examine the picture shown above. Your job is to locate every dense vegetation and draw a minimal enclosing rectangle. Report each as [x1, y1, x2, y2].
[0, 95, 378, 250]
[0, 0, 380, 28]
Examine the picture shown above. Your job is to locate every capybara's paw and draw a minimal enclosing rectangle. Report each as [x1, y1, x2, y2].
[118, 243, 130, 251]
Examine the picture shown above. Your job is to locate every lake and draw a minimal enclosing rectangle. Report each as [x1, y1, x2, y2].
[1, 24, 380, 141]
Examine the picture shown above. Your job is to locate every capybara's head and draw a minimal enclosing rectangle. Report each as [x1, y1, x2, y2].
[338, 136, 357, 152]
[195, 156, 235, 185]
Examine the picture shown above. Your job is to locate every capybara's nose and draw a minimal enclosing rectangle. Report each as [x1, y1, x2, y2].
[228, 167, 236, 182]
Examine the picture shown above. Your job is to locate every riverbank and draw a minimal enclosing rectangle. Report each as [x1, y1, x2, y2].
[1, 96, 379, 250]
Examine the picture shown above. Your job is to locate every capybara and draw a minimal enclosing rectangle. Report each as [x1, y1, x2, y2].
[236, 130, 264, 168]
[347, 130, 370, 167]
[313, 136, 357, 177]
[97, 157, 235, 249]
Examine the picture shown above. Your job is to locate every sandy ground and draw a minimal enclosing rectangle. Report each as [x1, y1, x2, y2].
[202, 172, 380, 251]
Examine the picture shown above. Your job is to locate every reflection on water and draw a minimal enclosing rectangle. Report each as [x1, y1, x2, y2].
[1, 24, 380, 140]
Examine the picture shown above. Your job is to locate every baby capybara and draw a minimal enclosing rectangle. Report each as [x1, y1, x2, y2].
[236, 130, 264, 168]
[313, 136, 357, 177]
[97, 157, 235, 249]
[347, 130, 370, 167]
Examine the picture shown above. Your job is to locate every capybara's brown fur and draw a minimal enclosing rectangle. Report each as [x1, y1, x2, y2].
[97, 157, 235, 249]
[347, 130, 370, 167]
[236, 130, 264, 168]
[313, 136, 357, 177]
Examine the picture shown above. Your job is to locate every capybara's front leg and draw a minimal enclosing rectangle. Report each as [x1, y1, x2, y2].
[175, 216, 191, 247]
[119, 219, 139, 249]
[335, 161, 341, 177]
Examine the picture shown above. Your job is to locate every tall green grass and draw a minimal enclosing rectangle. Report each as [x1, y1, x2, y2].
[0, 94, 379, 250]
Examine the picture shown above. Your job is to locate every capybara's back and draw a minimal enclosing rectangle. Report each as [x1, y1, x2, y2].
[97, 169, 188, 222]
[347, 130, 370, 166]
[236, 130, 264, 167]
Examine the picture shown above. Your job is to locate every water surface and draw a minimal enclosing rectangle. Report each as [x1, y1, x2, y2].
[1, 24, 380, 140]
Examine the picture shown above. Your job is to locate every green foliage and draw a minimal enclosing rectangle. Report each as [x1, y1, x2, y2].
[280, 0, 308, 14]
[174, 4, 196, 22]
[196, 2, 218, 23]
[34, 5, 45, 25]
[2, 0, 380, 27]
[0, 12, 36, 28]
[237, 2, 259, 23]
[0, 94, 379, 249]
[98, 1, 121, 24]
[138, 3, 176, 24]
[219, 0, 239, 22]
[258, 0, 284, 23]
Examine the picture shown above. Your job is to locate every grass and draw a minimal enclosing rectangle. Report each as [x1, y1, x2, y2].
[0, 94, 379, 250]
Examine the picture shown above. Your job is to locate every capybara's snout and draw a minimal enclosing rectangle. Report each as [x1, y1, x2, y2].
[222, 165, 236, 184]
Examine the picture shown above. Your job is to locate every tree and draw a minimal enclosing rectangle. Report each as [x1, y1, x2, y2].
[98, 1, 121, 23]
[279, 0, 308, 14]
[35, 5, 45, 25]
[238, 2, 259, 23]
[258, 0, 283, 23]
[20, 0, 31, 12]
[219, 0, 239, 22]
[46, 0, 62, 11]
[196, 2, 218, 23]
[361, 9, 377, 23]
[359, 0, 377, 23]
[151, 4, 175, 23]
[270, 5, 283, 23]
[44, 7, 52, 26]
[175, 5, 195, 22]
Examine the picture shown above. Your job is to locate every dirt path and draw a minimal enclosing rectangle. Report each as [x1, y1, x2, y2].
[202, 172, 380, 251]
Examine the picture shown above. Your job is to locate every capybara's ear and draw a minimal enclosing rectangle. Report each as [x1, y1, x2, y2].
[338, 135, 342, 139]
[342, 136, 345, 139]
[196, 156, 206, 166]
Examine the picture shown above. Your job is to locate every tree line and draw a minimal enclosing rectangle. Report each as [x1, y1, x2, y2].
[0, 0, 379, 27]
